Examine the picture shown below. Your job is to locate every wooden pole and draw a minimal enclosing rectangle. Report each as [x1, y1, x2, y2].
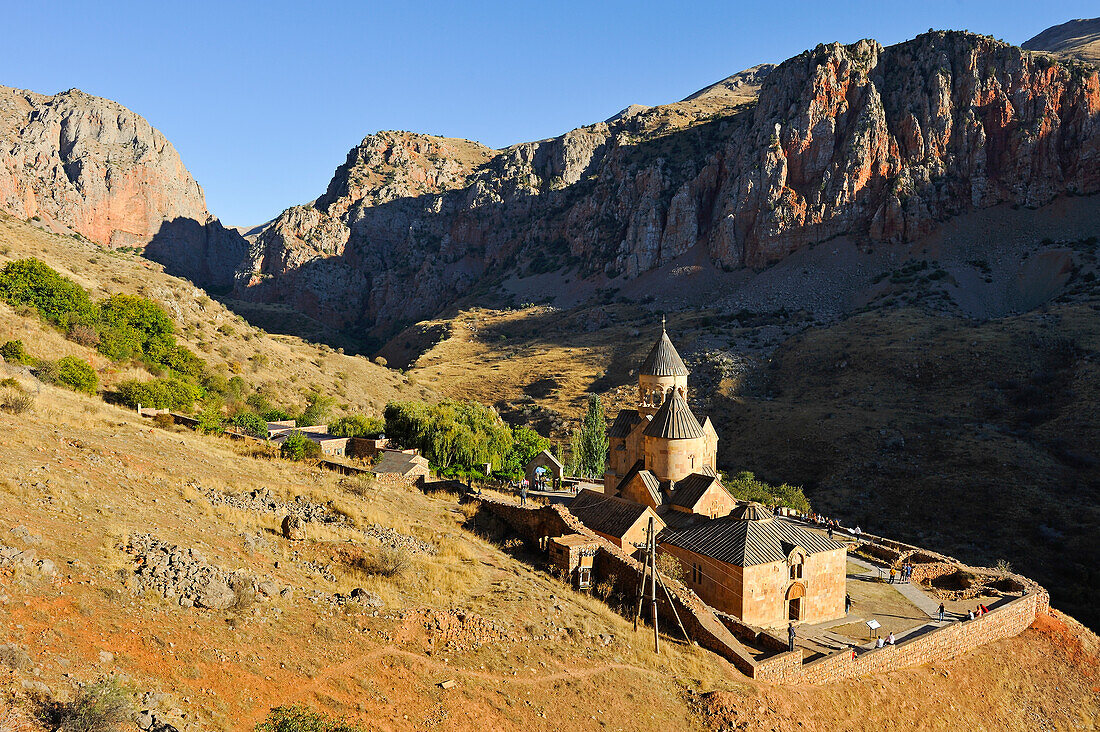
[633, 524, 649, 632]
[653, 559, 690, 643]
[649, 517, 659, 654]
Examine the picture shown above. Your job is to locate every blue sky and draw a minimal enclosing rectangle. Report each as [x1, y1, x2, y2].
[2, 1, 1094, 226]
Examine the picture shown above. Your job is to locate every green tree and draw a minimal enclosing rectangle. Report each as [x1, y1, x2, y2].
[0, 258, 96, 329]
[384, 399, 513, 473]
[575, 393, 608, 479]
[196, 405, 226, 435]
[281, 430, 321, 461]
[723, 470, 810, 513]
[96, 293, 175, 363]
[114, 378, 202, 410]
[162, 345, 206, 381]
[500, 425, 551, 478]
[298, 391, 335, 427]
[329, 414, 386, 438]
[49, 356, 98, 394]
[232, 412, 269, 438]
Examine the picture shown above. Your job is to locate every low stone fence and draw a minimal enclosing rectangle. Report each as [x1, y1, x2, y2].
[796, 588, 1049, 684]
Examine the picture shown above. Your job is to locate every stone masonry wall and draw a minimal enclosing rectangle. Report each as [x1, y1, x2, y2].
[794, 589, 1049, 684]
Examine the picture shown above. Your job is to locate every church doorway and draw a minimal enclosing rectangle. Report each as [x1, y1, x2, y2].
[786, 583, 805, 621]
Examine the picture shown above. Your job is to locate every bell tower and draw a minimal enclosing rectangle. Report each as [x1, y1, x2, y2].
[637, 317, 688, 416]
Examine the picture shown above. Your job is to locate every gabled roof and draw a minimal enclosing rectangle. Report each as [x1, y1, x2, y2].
[730, 502, 773, 521]
[607, 409, 643, 439]
[373, 450, 429, 475]
[569, 489, 658, 540]
[614, 460, 663, 507]
[529, 448, 563, 469]
[640, 328, 689, 376]
[659, 514, 846, 567]
[667, 472, 720, 510]
[643, 389, 704, 439]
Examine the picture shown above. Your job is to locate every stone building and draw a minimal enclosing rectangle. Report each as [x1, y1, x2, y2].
[659, 503, 847, 627]
[604, 322, 720, 511]
[525, 449, 564, 486]
[575, 322, 847, 628]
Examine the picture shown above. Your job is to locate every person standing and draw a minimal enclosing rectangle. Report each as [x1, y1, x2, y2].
[520, 481, 528, 506]
[889, 567, 896, 584]
[788, 623, 796, 653]
[938, 602, 946, 622]
[845, 593, 852, 614]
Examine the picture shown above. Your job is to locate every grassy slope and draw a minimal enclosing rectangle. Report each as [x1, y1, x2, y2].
[0, 353, 1096, 730]
[0, 212, 436, 416]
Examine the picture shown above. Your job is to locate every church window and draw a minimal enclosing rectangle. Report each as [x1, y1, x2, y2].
[789, 554, 804, 580]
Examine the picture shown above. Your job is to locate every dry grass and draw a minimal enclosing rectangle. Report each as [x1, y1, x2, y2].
[0, 212, 437, 414]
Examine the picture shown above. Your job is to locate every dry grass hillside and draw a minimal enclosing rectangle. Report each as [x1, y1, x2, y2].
[0, 212, 435, 416]
[0, 370, 1097, 730]
[1023, 17, 1100, 65]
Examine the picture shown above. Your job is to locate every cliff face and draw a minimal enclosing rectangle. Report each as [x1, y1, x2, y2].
[0, 85, 246, 289]
[238, 31, 1100, 336]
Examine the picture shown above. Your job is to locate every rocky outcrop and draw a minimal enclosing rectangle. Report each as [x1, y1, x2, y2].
[0, 85, 247, 288]
[235, 31, 1100, 337]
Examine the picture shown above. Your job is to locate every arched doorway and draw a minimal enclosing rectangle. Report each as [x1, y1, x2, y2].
[786, 583, 806, 621]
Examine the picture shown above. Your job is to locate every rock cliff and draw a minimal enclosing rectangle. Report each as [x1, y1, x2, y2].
[0, 85, 246, 289]
[236, 31, 1100, 338]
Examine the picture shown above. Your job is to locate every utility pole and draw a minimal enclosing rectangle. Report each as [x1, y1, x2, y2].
[648, 517, 659, 653]
[633, 520, 650, 632]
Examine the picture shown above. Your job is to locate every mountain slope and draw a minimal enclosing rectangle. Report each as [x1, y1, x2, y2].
[0, 85, 247, 290]
[1023, 17, 1100, 65]
[234, 30, 1100, 341]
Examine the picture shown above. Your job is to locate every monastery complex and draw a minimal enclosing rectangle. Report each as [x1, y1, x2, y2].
[571, 324, 847, 628]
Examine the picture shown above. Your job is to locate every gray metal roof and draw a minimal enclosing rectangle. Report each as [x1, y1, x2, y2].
[659, 514, 846, 567]
[607, 409, 642, 438]
[643, 389, 704, 439]
[613, 460, 663, 507]
[640, 329, 688, 376]
[730, 502, 773, 521]
[668, 472, 720, 509]
[569, 488, 654, 539]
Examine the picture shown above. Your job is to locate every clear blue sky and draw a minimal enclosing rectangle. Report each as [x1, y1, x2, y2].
[2, 1, 1094, 226]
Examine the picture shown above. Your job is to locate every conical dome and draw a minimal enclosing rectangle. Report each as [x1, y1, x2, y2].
[731, 502, 774, 522]
[640, 325, 688, 377]
[643, 389, 704, 439]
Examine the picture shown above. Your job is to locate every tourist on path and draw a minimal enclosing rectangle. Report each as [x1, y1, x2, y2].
[886, 632, 895, 645]
[520, 482, 528, 506]
[788, 623, 796, 653]
[845, 593, 852, 614]
[889, 567, 897, 584]
[938, 602, 945, 622]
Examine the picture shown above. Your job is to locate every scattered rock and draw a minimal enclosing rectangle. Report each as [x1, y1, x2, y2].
[281, 515, 305, 541]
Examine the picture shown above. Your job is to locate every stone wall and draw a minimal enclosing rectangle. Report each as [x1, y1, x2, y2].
[794, 589, 1049, 684]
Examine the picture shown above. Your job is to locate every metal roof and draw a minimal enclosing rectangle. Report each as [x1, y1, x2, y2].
[607, 409, 643, 438]
[643, 389, 704, 439]
[659, 514, 846, 567]
[667, 472, 720, 509]
[730, 502, 774, 521]
[569, 489, 657, 539]
[613, 460, 663, 507]
[639, 329, 688, 376]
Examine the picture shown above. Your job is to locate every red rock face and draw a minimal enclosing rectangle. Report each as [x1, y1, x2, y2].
[0, 85, 210, 247]
[237, 32, 1100, 336]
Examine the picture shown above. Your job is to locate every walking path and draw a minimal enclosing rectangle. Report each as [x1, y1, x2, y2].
[846, 556, 942, 618]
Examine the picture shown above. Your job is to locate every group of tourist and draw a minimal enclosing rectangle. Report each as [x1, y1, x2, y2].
[966, 603, 991, 620]
[889, 561, 915, 584]
[874, 632, 896, 648]
[797, 511, 862, 541]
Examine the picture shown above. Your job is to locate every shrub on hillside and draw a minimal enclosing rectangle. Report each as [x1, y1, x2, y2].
[232, 412, 269, 438]
[114, 378, 202, 411]
[328, 414, 385, 438]
[152, 413, 175, 429]
[196, 406, 226, 435]
[95, 293, 175, 363]
[161, 344, 206, 381]
[280, 431, 321, 461]
[0, 339, 32, 365]
[38, 356, 98, 394]
[0, 258, 97, 330]
[297, 391, 335, 427]
[53, 678, 131, 732]
[66, 323, 101, 348]
[256, 704, 364, 732]
[0, 383, 34, 414]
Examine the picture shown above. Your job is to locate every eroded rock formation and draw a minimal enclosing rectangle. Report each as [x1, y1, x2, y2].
[236, 32, 1100, 337]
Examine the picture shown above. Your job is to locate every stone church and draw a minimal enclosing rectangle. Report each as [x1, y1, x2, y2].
[584, 323, 847, 628]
